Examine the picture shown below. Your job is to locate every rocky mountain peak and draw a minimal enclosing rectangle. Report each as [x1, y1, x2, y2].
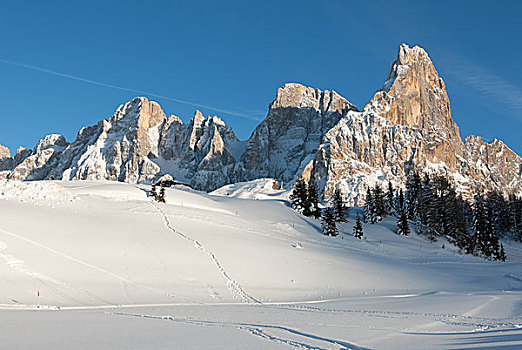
[235, 83, 357, 184]
[272, 83, 356, 115]
[192, 110, 206, 126]
[34, 134, 68, 153]
[112, 96, 166, 129]
[1, 44, 521, 201]
[0, 144, 10, 159]
[366, 43, 463, 170]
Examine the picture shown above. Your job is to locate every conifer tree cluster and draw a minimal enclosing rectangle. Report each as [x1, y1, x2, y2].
[149, 183, 166, 203]
[290, 171, 516, 260]
[364, 184, 387, 223]
[290, 178, 320, 218]
[363, 171, 514, 261]
[471, 195, 503, 260]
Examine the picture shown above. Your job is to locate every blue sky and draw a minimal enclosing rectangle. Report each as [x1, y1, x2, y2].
[1, 0, 521, 155]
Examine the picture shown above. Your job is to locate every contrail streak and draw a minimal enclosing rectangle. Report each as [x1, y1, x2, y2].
[0, 58, 263, 121]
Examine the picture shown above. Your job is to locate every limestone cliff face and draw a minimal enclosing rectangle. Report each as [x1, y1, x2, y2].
[366, 44, 464, 170]
[235, 83, 357, 184]
[465, 136, 522, 195]
[10, 134, 69, 181]
[159, 110, 240, 190]
[0, 144, 9, 159]
[51, 97, 166, 183]
[1, 97, 241, 190]
[308, 44, 522, 203]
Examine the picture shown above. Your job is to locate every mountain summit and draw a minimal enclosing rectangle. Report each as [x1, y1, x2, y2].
[1, 44, 521, 200]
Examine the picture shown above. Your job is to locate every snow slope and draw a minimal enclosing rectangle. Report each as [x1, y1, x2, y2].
[0, 180, 521, 349]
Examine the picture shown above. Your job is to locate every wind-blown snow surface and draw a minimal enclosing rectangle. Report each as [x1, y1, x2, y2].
[0, 180, 521, 349]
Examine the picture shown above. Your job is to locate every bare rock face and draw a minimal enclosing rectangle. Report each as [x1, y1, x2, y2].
[10, 134, 69, 180]
[311, 112, 423, 204]
[0, 144, 9, 159]
[1, 97, 242, 190]
[366, 44, 464, 170]
[2, 97, 166, 183]
[465, 136, 522, 195]
[159, 110, 241, 190]
[308, 44, 522, 203]
[55, 97, 166, 182]
[235, 83, 357, 184]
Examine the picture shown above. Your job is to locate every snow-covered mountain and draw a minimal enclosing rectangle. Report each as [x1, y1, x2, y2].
[308, 44, 522, 204]
[0, 98, 243, 191]
[1, 44, 521, 200]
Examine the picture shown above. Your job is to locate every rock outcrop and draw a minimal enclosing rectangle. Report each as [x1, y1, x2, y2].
[1, 97, 242, 191]
[159, 110, 242, 190]
[234, 83, 357, 184]
[307, 44, 522, 203]
[366, 44, 465, 170]
[1, 44, 521, 202]
[0, 144, 9, 159]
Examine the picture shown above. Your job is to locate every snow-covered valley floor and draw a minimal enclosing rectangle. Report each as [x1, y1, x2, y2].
[0, 180, 521, 349]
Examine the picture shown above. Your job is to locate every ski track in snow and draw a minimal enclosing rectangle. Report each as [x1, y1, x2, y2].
[150, 200, 260, 304]
[112, 311, 369, 350]
[269, 302, 522, 332]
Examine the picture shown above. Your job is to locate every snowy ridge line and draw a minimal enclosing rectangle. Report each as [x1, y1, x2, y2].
[0, 227, 190, 305]
[150, 200, 261, 304]
[113, 311, 369, 350]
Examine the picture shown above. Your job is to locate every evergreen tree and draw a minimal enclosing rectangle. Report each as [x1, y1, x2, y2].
[396, 189, 410, 236]
[420, 175, 438, 238]
[372, 184, 386, 221]
[307, 181, 321, 219]
[386, 180, 395, 215]
[487, 191, 510, 234]
[49, 173, 55, 180]
[353, 212, 364, 239]
[472, 195, 484, 255]
[290, 178, 308, 214]
[499, 243, 506, 262]
[472, 195, 490, 257]
[405, 171, 422, 221]
[485, 204, 500, 259]
[321, 207, 338, 236]
[332, 188, 347, 222]
[157, 184, 166, 203]
[511, 195, 522, 241]
[443, 187, 471, 252]
[364, 188, 376, 224]
[150, 183, 158, 200]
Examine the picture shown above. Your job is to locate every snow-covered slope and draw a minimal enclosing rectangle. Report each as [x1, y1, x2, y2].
[1, 180, 521, 349]
[210, 178, 290, 200]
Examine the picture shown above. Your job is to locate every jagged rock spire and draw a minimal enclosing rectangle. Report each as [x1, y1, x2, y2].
[0, 144, 9, 159]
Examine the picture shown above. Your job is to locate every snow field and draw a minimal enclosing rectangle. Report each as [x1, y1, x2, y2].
[0, 179, 521, 349]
